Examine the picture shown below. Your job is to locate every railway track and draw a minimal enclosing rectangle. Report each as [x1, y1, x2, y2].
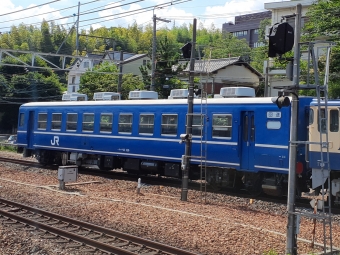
[0, 198, 199, 255]
[1, 156, 340, 215]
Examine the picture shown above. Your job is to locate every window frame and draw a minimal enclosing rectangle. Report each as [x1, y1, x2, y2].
[186, 114, 204, 137]
[19, 113, 25, 127]
[51, 113, 62, 131]
[100, 113, 113, 133]
[37, 113, 48, 130]
[82, 113, 95, 132]
[66, 113, 78, 131]
[212, 114, 232, 139]
[161, 114, 178, 136]
[118, 113, 133, 133]
[139, 114, 154, 135]
[330, 109, 339, 132]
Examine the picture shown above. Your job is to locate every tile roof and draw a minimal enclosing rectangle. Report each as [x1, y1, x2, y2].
[179, 57, 262, 78]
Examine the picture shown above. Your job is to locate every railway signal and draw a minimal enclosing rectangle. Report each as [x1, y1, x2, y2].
[181, 42, 192, 59]
[268, 22, 294, 58]
[275, 95, 291, 109]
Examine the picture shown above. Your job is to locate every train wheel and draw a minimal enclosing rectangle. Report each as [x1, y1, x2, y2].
[244, 173, 263, 196]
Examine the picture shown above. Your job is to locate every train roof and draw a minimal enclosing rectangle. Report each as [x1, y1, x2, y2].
[20, 97, 283, 108]
[310, 99, 340, 106]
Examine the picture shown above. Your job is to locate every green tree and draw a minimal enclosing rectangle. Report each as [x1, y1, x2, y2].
[304, 0, 340, 98]
[205, 33, 251, 59]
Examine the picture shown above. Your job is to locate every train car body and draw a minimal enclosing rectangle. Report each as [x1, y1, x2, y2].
[308, 100, 340, 203]
[17, 95, 314, 196]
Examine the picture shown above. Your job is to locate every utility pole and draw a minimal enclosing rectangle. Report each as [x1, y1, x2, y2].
[76, 1, 80, 56]
[286, 4, 301, 255]
[118, 50, 123, 93]
[181, 18, 197, 202]
[151, 14, 170, 91]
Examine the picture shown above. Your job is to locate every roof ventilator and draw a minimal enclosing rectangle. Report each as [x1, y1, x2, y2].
[94, 92, 121, 101]
[220, 87, 255, 98]
[128, 91, 158, 100]
[62, 93, 88, 101]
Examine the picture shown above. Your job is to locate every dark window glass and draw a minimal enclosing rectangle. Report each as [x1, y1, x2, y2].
[83, 113, 94, 132]
[187, 114, 203, 136]
[67, 113, 78, 131]
[100, 114, 113, 133]
[52, 113, 62, 130]
[19, 113, 25, 127]
[38, 113, 47, 130]
[139, 114, 154, 134]
[161, 114, 178, 135]
[213, 114, 232, 138]
[309, 109, 314, 125]
[318, 109, 327, 133]
[119, 114, 132, 133]
[330, 110, 339, 132]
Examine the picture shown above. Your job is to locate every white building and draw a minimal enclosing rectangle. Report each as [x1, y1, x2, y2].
[67, 51, 151, 94]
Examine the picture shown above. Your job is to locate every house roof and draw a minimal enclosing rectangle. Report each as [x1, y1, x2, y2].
[103, 51, 149, 64]
[179, 57, 263, 78]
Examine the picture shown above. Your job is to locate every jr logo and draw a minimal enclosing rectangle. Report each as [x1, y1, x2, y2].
[51, 136, 60, 146]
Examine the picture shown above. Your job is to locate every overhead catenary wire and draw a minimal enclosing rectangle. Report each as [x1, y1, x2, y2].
[0, 0, 61, 17]
[0, 0, 103, 25]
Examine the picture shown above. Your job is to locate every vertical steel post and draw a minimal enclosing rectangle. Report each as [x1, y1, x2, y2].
[76, 2, 80, 56]
[181, 19, 196, 201]
[151, 14, 156, 91]
[286, 4, 301, 255]
[118, 50, 123, 94]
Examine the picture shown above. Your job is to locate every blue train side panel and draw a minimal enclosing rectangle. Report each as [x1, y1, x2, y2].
[16, 96, 313, 195]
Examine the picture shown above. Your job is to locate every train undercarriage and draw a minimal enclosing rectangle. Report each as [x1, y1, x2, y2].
[27, 148, 340, 205]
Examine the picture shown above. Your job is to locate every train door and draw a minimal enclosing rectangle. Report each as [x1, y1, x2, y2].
[27, 111, 35, 148]
[240, 111, 255, 170]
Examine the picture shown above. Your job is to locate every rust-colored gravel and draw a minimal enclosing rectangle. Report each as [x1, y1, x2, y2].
[0, 151, 339, 255]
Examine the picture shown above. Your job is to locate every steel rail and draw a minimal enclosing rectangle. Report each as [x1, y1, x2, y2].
[0, 198, 198, 255]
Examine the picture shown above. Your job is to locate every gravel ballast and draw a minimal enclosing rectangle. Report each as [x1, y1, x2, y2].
[0, 151, 339, 255]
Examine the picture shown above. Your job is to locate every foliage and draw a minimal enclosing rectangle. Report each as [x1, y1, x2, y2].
[303, 0, 340, 98]
[78, 62, 145, 100]
[0, 71, 64, 132]
[205, 33, 251, 59]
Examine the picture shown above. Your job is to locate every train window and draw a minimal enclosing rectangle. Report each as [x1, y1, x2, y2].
[38, 113, 47, 130]
[82, 113, 94, 132]
[318, 109, 327, 133]
[309, 109, 314, 125]
[139, 114, 154, 134]
[51, 113, 62, 130]
[267, 121, 281, 129]
[330, 110, 339, 132]
[19, 113, 25, 127]
[119, 114, 133, 133]
[100, 114, 113, 133]
[186, 114, 203, 136]
[212, 114, 232, 138]
[67, 113, 78, 131]
[161, 114, 178, 135]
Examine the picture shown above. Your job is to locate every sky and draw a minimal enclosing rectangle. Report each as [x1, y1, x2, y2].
[0, 0, 284, 33]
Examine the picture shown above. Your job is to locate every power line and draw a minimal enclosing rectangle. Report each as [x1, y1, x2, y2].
[0, 0, 104, 25]
[0, 0, 146, 30]
[0, 0, 61, 17]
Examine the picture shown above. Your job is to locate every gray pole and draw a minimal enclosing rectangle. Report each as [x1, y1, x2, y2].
[76, 2, 80, 56]
[181, 18, 196, 201]
[118, 50, 123, 93]
[264, 59, 269, 97]
[286, 4, 301, 255]
[151, 14, 156, 91]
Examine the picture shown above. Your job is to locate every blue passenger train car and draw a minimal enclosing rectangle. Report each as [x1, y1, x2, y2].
[16, 90, 315, 196]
